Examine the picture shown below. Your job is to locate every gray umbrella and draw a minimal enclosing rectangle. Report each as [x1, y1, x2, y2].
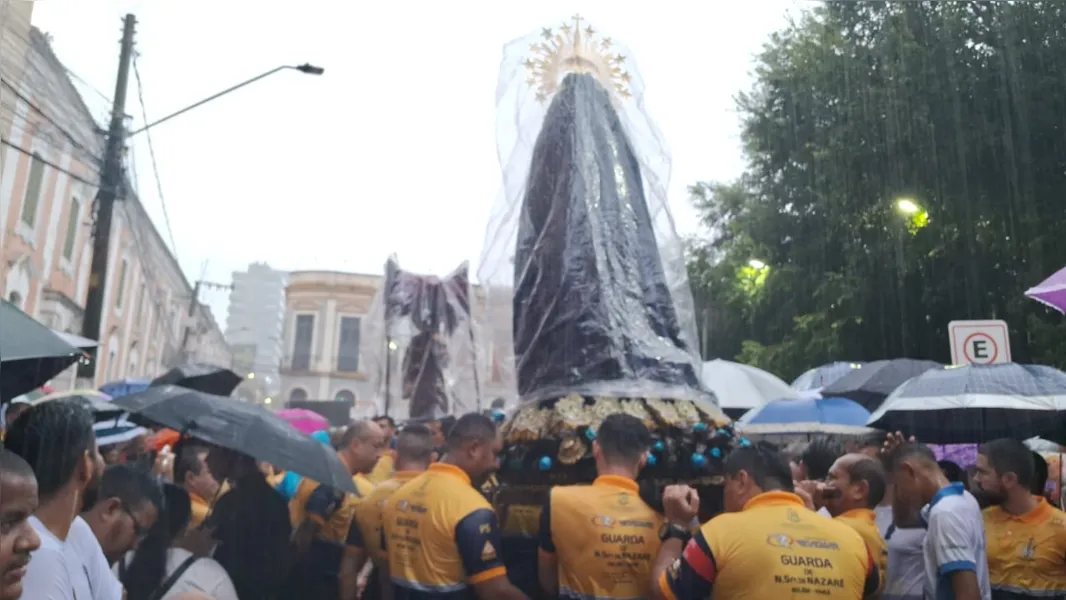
[867, 364, 1066, 444]
[0, 299, 82, 402]
[820, 358, 942, 410]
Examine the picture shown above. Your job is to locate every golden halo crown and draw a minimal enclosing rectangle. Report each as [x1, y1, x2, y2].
[523, 15, 632, 104]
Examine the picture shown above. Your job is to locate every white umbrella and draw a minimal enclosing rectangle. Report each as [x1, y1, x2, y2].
[701, 359, 799, 416]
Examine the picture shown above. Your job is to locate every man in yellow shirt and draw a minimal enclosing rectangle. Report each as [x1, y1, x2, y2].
[289, 420, 386, 598]
[346, 423, 434, 600]
[650, 443, 879, 600]
[822, 453, 889, 590]
[382, 413, 529, 600]
[975, 438, 1066, 597]
[537, 413, 663, 599]
[173, 442, 220, 529]
[368, 415, 399, 484]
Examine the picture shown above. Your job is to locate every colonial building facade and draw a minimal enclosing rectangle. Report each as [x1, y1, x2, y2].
[280, 269, 514, 419]
[0, 19, 230, 387]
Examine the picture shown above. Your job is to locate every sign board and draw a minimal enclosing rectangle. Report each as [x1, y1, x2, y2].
[949, 320, 1011, 366]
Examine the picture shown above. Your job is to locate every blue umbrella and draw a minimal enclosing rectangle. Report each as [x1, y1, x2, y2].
[100, 379, 151, 399]
[791, 362, 865, 391]
[742, 397, 871, 426]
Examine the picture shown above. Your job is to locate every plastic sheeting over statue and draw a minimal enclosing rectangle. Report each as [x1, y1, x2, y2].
[478, 16, 710, 406]
[363, 256, 482, 420]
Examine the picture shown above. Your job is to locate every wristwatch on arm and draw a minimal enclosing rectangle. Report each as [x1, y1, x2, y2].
[658, 522, 693, 545]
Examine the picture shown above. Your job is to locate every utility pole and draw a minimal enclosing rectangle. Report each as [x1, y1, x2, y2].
[79, 14, 137, 379]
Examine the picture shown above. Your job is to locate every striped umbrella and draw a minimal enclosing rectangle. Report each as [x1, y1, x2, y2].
[94, 413, 148, 448]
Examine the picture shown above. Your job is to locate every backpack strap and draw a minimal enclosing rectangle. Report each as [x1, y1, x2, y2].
[147, 555, 199, 600]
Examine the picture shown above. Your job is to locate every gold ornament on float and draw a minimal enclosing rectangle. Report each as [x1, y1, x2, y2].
[523, 14, 632, 104]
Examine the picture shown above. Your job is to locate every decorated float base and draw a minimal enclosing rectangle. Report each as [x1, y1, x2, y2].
[491, 394, 736, 597]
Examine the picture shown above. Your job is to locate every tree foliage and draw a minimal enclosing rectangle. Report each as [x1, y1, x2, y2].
[689, 0, 1066, 380]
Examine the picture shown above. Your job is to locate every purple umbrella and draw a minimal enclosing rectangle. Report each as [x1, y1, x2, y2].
[1026, 266, 1066, 314]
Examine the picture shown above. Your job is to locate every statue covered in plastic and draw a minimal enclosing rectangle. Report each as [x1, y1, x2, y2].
[363, 256, 481, 420]
[480, 18, 743, 557]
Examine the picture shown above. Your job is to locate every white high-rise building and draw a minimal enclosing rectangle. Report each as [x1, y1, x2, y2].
[225, 263, 287, 387]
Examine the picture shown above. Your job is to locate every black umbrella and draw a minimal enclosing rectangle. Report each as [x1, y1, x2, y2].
[820, 358, 942, 410]
[0, 299, 83, 402]
[867, 364, 1066, 444]
[34, 389, 125, 419]
[113, 385, 356, 494]
[151, 363, 242, 396]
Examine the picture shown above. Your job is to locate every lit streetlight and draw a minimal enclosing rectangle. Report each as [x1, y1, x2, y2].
[748, 259, 767, 270]
[896, 198, 921, 215]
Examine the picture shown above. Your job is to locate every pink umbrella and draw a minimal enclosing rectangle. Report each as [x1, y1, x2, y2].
[1026, 266, 1066, 314]
[277, 408, 330, 435]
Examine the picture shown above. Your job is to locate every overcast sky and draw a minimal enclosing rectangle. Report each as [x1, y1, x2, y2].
[32, 0, 802, 322]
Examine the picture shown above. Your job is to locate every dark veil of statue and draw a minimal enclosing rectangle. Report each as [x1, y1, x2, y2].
[513, 71, 700, 400]
[478, 18, 710, 408]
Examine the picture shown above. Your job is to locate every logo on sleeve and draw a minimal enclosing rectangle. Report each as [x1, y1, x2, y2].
[481, 541, 497, 562]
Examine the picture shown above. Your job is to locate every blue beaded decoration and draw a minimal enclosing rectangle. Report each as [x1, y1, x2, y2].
[538, 456, 553, 471]
[653, 441, 665, 453]
[693, 422, 708, 433]
[584, 428, 597, 441]
[710, 447, 722, 458]
[739, 438, 752, 447]
[646, 454, 658, 467]
[691, 453, 707, 468]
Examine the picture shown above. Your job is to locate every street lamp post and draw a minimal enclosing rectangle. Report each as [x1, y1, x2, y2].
[894, 197, 923, 356]
[128, 63, 324, 137]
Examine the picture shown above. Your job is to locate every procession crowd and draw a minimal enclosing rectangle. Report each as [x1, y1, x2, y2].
[1, 397, 1066, 600]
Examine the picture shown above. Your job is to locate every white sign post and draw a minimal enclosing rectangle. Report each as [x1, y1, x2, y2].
[948, 320, 1012, 366]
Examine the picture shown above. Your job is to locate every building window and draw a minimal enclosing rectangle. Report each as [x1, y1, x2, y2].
[336, 316, 361, 373]
[116, 260, 128, 309]
[62, 198, 80, 260]
[288, 388, 308, 403]
[335, 390, 355, 403]
[291, 314, 314, 370]
[20, 154, 45, 228]
[7, 291, 22, 309]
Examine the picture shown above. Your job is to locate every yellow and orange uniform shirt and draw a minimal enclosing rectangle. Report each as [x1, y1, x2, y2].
[835, 507, 887, 595]
[655, 491, 878, 600]
[538, 474, 663, 599]
[351, 470, 420, 566]
[984, 496, 1066, 598]
[289, 475, 372, 580]
[382, 463, 508, 599]
[368, 451, 396, 484]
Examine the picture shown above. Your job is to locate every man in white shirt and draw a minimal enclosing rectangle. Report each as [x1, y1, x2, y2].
[4, 400, 102, 600]
[886, 442, 991, 600]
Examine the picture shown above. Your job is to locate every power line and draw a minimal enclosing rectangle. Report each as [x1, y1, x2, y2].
[0, 78, 101, 163]
[0, 137, 98, 186]
[63, 66, 113, 106]
[130, 54, 179, 257]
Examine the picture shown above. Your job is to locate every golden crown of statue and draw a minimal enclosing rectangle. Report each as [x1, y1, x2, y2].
[524, 15, 632, 103]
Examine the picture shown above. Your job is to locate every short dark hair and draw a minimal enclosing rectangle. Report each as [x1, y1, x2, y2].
[440, 416, 458, 437]
[845, 457, 887, 508]
[884, 442, 937, 473]
[801, 437, 845, 480]
[1031, 451, 1049, 495]
[937, 460, 965, 484]
[395, 424, 434, 465]
[174, 442, 209, 485]
[373, 415, 396, 429]
[490, 398, 506, 410]
[100, 464, 163, 512]
[0, 448, 35, 480]
[979, 438, 1035, 489]
[446, 413, 496, 449]
[4, 400, 95, 502]
[596, 414, 651, 466]
[724, 443, 794, 493]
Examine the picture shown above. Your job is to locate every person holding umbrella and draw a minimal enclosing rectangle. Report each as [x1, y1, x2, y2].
[202, 445, 292, 600]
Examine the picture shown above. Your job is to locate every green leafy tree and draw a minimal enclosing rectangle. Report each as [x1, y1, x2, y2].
[688, 0, 1066, 380]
